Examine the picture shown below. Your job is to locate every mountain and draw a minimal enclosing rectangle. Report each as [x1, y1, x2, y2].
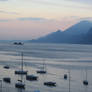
[30, 20, 92, 44]
[31, 30, 64, 43]
[82, 28, 92, 44]
[30, 29, 82, 43]
[64, 21, 92, 35]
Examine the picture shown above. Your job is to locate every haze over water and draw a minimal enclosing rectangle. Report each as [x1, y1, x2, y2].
[0, 42, 92, 92]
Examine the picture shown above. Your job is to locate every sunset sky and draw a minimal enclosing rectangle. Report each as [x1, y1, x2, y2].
[0, 0, 92, 40]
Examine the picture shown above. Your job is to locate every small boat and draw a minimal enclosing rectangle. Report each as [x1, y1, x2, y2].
[44, 82, 56, 87]
[13, 42, 17, 45]
[37, 70, 46, 74]
[64, 74, 67, 80]
[83, 69, 88, 86]
[3, 65, 10, 69]
[18, 42, 24, 45]
[15, 52, 28, 75]
[3, 77, 11, 83]
[26, 75, 38, 81]
[15, 82, 25, 89]
[37, 59, 47, 74]
[15, 70, 27, 75]
[83, 80, 88, 86]
[15, 52, 26, 89]
[15, 75, 25, 89]
[13, 42, 24, 45]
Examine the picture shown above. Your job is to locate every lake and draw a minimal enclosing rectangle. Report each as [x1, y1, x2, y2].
[0, 42, 92, 92]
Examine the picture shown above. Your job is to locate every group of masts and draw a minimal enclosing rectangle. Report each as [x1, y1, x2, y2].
[15, 52, 56, 89]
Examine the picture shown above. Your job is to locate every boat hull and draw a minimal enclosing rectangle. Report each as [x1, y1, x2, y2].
[15, 71, 27, 75]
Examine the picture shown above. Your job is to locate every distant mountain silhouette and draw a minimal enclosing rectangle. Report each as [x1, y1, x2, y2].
[82, 28, 92, 44]
[30, 20, 92, 44]
[64, 21, 92, 35]
[31, 30, 64, 43]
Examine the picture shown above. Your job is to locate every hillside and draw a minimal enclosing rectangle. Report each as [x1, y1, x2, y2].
[30, 20, 92, 44]
[82, 28, 92, 44]
[64, 21, 92, 35]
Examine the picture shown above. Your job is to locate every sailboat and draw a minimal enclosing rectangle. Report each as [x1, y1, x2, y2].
[44, 81, 56, 87]
[15, 52, 28, 75]
[83, 69, 88, 86]
[15, 79, 25, 89]
[15, 52, 26, 89]
[3, 65, 10, 69]
[3, 77, 11, 83]
[3, 65, 11, 83]
[26, 75, 38, 81]
[36, 59, 47, 74]
[64, 74, 68, 80]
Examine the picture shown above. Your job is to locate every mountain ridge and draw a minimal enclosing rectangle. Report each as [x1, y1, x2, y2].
[30, 20, 92, 44]
[63, 20, 92, 35]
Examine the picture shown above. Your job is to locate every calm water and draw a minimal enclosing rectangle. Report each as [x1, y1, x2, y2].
[0, 42, 92, 92]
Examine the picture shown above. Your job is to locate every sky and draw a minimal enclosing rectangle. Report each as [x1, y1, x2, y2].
[0, 0, 92, 40]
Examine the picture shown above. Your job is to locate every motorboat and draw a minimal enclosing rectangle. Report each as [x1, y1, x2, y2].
[44, 82, 56, 87]
[3, 77, 11, 83]
[26, 75, 38, 81]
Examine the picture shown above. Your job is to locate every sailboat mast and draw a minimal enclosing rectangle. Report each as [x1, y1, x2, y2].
[21, 52, 23, 72]
[43, 59, 46, 71]
[86, 69, 87, 81]
[43, 59, 45, 70]
[69, 70, 71, 92]
[21, 52, 23, 82]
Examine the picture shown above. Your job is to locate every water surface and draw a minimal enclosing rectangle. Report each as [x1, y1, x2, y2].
[0, 42, 92, 92]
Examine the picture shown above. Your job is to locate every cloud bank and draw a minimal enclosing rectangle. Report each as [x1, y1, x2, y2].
[0, 19, 10, 22]
[0, 0, 8, 1]
[0, 10, 19, 15]
[66, 0, 92, 5]
[18, 17, 48, 21]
